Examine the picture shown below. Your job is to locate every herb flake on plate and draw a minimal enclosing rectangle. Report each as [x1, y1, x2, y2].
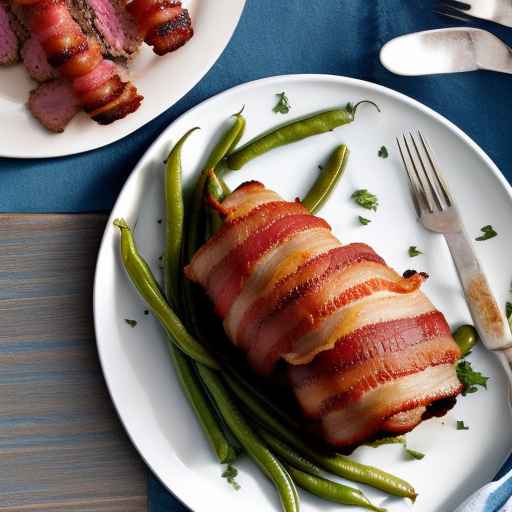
[457, 360, 489, 396]
[272, 92, 290, 114]
[506, 301, 512, 320]
[456, 420, 469, 430]
[222, 464, 240, 491]
[408, 246, 423, 257]
[125, 319, 137, 328]
[367, 435, 425, 460]
[352, 189, 378, 211]
[378, 145, 389, 158]
[358, 216, 371, 225]
[475, 225, 497, 241]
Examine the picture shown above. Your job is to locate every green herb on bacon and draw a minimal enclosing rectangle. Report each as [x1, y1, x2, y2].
[456, 360, 489, 396]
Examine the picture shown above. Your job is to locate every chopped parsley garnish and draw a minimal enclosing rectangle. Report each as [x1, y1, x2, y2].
[475, 225, 497, 241]
[506, 301, 512, 320]
[405, 447, 425, 460]
[456, 360, 489, 396]
[352, 189, 378, 211]
[378, 145, 389, 158]
[408, 246, 423, 257]
[456, 420, 469, 430]
[125, 319, 137, 328]
[345, 102, 354, 115]
[358, 216, 371, 225]
[367, 435, 425, 460]
[222, 464, 240, 491]
[272, 92, 290, 114]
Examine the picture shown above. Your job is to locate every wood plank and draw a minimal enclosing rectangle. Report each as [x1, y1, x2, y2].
[0, 214, 147, 512]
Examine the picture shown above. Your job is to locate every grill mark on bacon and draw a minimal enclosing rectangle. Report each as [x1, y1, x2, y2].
[91, 84, 142, 124]
[290, 311, 454, 389]
[237, 244, 382, 352]
[207, 215, 330, 318]
[127, 0, 193, 56]
[45, 36, 87, 67]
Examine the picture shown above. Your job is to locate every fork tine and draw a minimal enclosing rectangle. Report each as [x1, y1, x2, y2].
[409, 132, 446, 211]
[417, 131, 453, 207]
[396, 137, 422, 217]
[402, 134, 436, 213]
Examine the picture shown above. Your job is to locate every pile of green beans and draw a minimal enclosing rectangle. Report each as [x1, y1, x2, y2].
[114, 102, 418, 512]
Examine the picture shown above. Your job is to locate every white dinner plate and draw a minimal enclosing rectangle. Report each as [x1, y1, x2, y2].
[94, 74, 512, 512]
[0, 0, 245, 158]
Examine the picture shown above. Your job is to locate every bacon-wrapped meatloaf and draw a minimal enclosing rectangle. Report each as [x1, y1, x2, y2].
[185, 181, 463, 448]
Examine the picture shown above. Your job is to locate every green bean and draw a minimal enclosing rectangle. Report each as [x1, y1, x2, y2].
[164, 127, 199, 309]
[257, 428, 322, 476]
[186, 110, 246, 262]
[223, 370, 301, 432]
[453, 324, 478, 357]
[198, 365, 300, 512]
[206, 169, 226, 236]
[113, 218, 218, 369]
[286, 465, 386, 512]
[224, 366, 416, 499]
[302, 144, 349, 214]
[169, 347, 237, 463]
[162, 133, 238, 464]
[226, 101, 379, 170]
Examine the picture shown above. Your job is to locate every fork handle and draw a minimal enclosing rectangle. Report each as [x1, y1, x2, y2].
[444, 230, 512, 353]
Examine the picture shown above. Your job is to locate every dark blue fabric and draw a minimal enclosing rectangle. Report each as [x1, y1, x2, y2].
[2, 1, 511, 509]
[1, 0, 512, 212]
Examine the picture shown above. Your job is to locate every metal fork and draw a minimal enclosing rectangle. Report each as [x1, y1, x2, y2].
[437, 0, 512, 29]
[396, 132, 512, 376]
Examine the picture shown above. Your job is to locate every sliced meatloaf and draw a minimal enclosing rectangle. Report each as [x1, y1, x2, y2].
[69, 0, 142, 61]
[28, 78, 80, 133]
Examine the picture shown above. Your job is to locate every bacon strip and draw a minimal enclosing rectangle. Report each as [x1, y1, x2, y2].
[16, 0, 142, 125]
[126, 0, 193, 56]
[185, 182, 463, 447]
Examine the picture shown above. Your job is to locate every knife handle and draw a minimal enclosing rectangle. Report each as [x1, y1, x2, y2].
[444, 230, 512, 352]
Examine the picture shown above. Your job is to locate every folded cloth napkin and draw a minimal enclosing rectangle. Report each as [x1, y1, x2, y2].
[2, 1, 511, 511]
[456, 467, 512, 512]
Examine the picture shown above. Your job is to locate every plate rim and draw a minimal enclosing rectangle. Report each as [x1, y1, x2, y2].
[0, 0, 247, 159]
[93, 73, 512, 510]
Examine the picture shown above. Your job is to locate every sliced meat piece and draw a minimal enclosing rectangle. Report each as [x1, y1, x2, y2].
[21, 36, 57, 81]
[0, 1, 19, 64]
[69, 0, 142, 60]
[28, 78, 80, 132]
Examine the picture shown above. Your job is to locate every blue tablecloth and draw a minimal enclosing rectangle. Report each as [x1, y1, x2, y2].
[2, 1, 511, 510]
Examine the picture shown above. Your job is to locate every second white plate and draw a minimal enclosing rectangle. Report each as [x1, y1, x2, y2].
[0, 0, 245, 158]
[94, 74, 512, 512]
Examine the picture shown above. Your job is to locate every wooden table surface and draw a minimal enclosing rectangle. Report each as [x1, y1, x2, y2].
[0, 214, 147, 512]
